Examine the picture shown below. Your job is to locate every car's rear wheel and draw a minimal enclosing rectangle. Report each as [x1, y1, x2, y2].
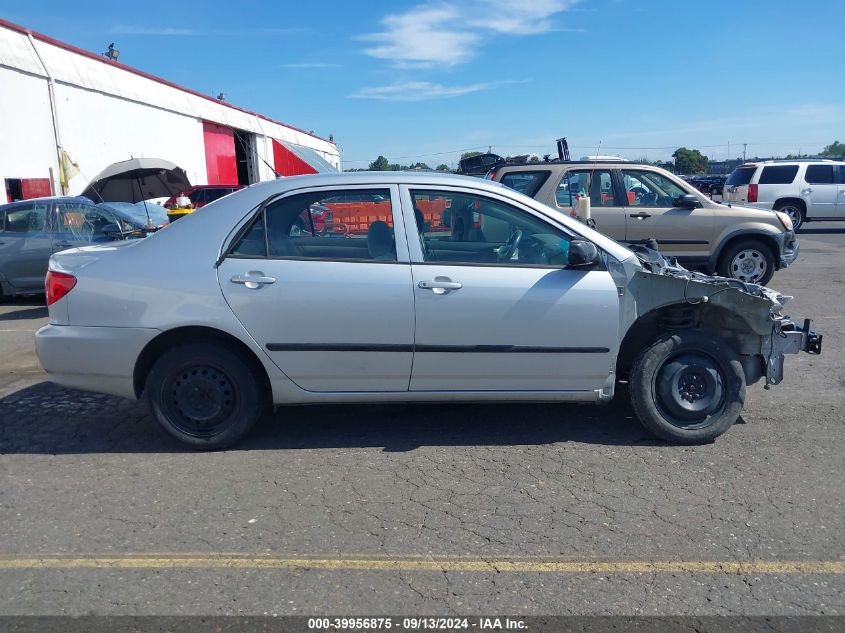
[774, 200, 805, 231]
[630, 332, 745, 444]
[717, 239, 775, 285]
[145, 343, 265, 450]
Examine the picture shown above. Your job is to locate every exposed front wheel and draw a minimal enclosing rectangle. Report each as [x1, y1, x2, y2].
[717, 239, 775, 285]
[145, 343, 265, 450]
[630, 332, 745, 444]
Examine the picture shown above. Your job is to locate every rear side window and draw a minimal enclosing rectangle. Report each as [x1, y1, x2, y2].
[759, 165, 799, 185]
[500, 171, 551, 197]
[805, 165, 834, 184]
[726, 167, 756, 186]
[3, 203, 47, 232]
[839, 166, 845, 184]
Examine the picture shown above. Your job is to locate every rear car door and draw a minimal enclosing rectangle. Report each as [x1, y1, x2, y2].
[52, 202, 120, 252]
[802, 164, 838, 218]
[553, 169, 627, 241]
[0, 201, 53, 291]
[619, 169, 714, 261]
[402, 185, 619, 393]
[219, 185, 415, 392]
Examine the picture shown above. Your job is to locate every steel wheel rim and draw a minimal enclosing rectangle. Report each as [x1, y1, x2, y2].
[780, 205, 802, 228]
[653, 351, 726, 430]
[730, 248, 767, 283]
[161, 364, 237, 438]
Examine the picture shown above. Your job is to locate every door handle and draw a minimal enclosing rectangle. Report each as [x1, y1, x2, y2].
[418, 278, 462, 295]
[629, 212, 652, 219]
[54, 241, 73, 249]
[230, 272, 276, 289]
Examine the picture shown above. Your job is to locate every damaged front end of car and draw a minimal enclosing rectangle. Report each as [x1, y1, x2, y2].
[614, 247, 823, 388]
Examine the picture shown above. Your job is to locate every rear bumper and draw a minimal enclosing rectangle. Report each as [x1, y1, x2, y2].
[35, 324, 160, 399]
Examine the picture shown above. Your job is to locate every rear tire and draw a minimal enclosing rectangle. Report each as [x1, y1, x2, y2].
[774, 200, 805, 231]
[630, 332, 745, 444]
[145, 343, 265, 450]
[717, 239, 775, 285]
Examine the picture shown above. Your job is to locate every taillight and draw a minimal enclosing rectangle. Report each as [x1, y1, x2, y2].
[45, 271, 77, 306]
[748, 184, 758, 203]
[485, 169, 497, 180]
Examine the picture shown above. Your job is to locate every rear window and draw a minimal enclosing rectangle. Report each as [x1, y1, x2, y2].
[499, 171, 551, 197]
[726, 167, 756, 186]
[805, 165, 834, 184]
[205, 188, 233, 203]
[759, 165, 799, 185]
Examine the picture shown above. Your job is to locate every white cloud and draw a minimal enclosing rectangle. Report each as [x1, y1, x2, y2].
[349, 79, 525, 101]
[111, 25, 194, 36]
[360, 0, 578, 67]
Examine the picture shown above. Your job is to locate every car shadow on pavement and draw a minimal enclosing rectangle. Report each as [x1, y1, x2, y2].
[0, 306, 48, 321]
[0, 382, 665, 455]
[797, 227, 845, 234]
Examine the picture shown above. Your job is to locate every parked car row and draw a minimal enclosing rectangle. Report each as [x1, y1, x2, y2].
[682, 175, 727, 197]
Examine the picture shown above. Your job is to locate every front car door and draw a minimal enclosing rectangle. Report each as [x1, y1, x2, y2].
[0, 201, 53, 292]
[401, 185, 620, 394]
[619, 168, 715, 264]
[219, 185, 415, 392]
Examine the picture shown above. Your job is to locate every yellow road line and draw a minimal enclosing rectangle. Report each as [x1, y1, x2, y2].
[0, 556, 842, 574]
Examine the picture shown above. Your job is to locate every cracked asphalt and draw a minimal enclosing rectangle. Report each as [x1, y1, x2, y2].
[0, 226, 843, 616]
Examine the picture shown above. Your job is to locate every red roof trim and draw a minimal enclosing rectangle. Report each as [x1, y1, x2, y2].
[0, 17, 335, 147]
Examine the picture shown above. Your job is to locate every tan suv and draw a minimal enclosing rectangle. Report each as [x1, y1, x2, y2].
[491, 162, 798, 284]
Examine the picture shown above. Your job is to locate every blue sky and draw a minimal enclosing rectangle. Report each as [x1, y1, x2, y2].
[5, 0, 843, 168]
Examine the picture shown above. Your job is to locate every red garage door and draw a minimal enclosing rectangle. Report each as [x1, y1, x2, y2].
[272, 139, 318, 176]
[203, 121, 238, 185]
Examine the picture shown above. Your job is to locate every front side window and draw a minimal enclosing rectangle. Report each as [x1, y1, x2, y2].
[4, 202, 48, 233]
[57, 204, 118, 240]
[621, 170, 687, 207]
[805, 165, 834, 184]
[556, 170, 616, 207]
[759, 165, 799, 185]
[231, 188, 395, 261]
[411, 189, 573, 267]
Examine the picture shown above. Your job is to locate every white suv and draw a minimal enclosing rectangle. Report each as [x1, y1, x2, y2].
[723, 159, 845, 230]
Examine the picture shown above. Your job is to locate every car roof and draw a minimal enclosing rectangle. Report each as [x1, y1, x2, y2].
[495, 161, 658, 171]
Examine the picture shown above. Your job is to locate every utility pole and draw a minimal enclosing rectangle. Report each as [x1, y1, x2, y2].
[743, 143, 747, 161]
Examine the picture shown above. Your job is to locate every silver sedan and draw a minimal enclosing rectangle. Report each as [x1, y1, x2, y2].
[35, 173, 821, 449]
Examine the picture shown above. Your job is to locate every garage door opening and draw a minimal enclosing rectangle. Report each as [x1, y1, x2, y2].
[233, 129, 258, 186]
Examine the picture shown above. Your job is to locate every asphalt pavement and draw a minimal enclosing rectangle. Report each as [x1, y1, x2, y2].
[0, 225, 843, 616]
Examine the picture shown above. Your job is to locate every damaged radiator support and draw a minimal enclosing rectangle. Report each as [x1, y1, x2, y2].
[763, 318, 823, 386]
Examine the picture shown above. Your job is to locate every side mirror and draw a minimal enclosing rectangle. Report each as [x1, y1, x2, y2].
[674, 194, 702, 209]
[102, 223, 124, 240]
[568, 239, 600, 267]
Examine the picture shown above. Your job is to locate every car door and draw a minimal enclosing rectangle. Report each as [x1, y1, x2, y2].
[552, 169, 627, 242]
[401, 185, 620, 393]
[838, 165, 845, 217]
[218, 184, 415, 392]
[619, 169, 715, 261]
[802, 164, 838, 218]
[0, 201, 53, 291]
[52, 202, 120, 252]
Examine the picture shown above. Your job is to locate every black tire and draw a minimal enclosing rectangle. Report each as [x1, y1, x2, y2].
[717, 239, 776, 285]
[774, 200, 805, 231]
[145, 342, 266, 450]
[629, 331, 745, 444]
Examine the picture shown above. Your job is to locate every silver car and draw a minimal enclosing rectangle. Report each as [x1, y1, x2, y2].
[35, 173, 821, 449]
